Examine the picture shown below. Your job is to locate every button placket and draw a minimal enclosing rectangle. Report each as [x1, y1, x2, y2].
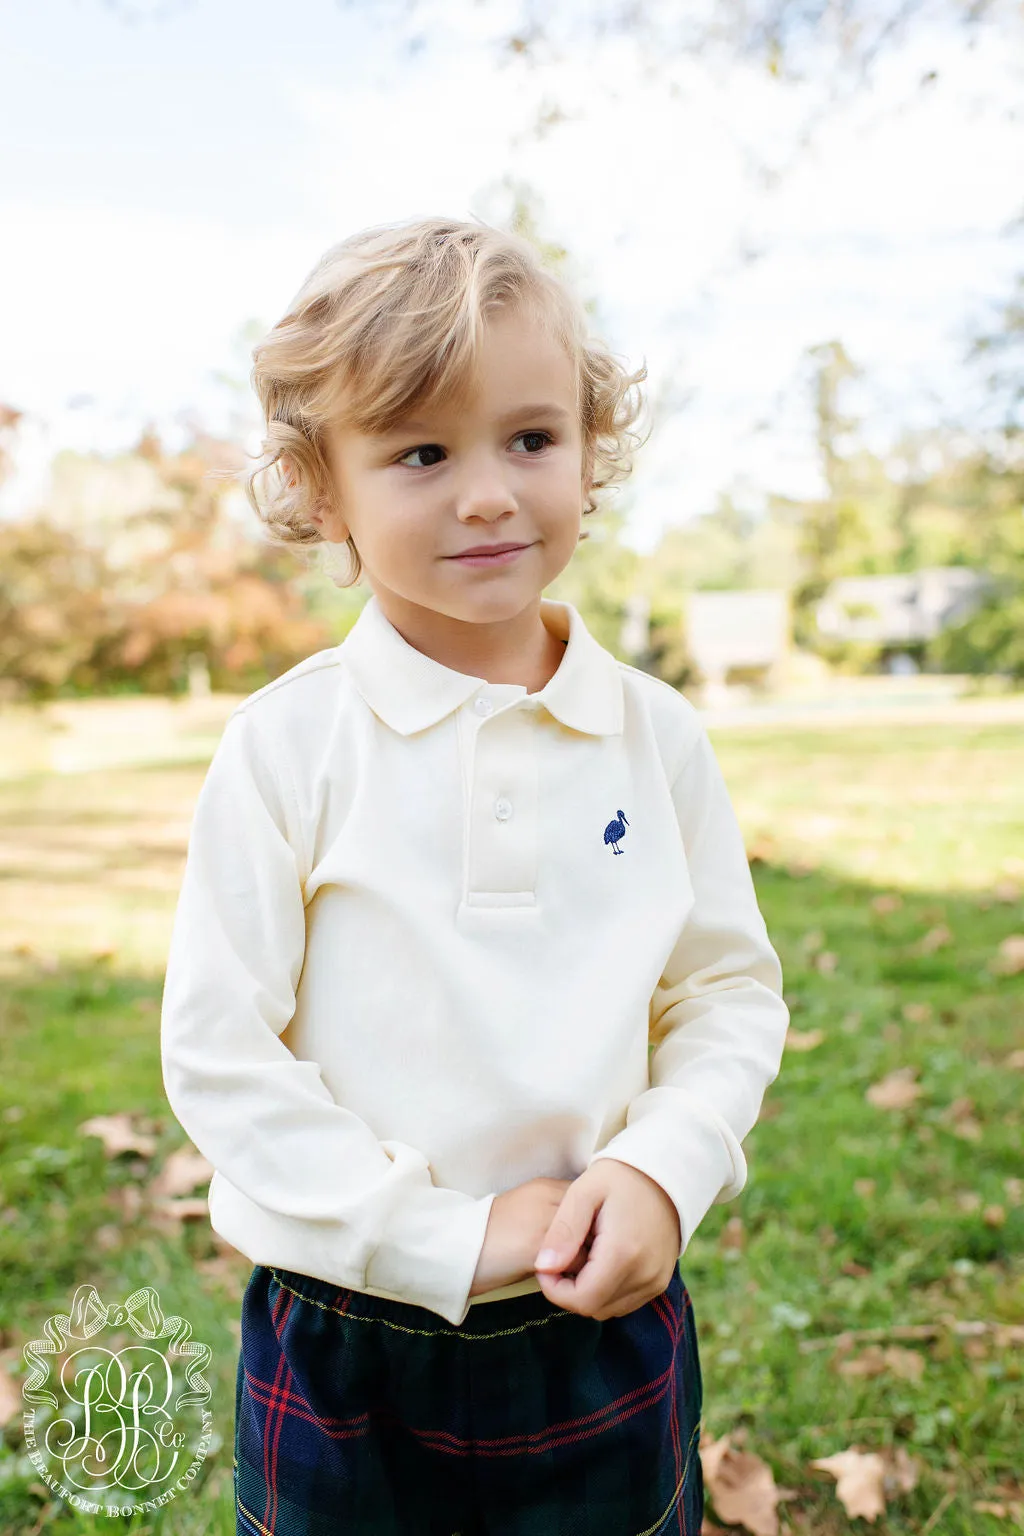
[465, 707, 538, 904]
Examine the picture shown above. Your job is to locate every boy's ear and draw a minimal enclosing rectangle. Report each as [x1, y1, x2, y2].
[310, 495, 350, 543]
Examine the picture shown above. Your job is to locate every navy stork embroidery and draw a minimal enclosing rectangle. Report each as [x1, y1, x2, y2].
[603, 809, 630, 854]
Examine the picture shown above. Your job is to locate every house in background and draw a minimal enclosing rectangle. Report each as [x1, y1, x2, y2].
[684, 588, 792, 691]
[814, 566, 994, 670]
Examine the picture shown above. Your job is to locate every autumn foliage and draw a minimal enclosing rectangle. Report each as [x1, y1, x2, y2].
[0, 425, 333, 701]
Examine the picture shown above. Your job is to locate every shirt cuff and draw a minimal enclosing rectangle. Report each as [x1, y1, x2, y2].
[363, 1183, 498, 1326]
[586, 1085, 747, 1257]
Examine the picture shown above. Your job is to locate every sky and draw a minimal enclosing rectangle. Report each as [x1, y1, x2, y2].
[0, 0, 1021, 553]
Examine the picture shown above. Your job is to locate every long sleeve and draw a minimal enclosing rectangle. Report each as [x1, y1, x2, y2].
[159, 706, 495, 1326]
[587, 721, 789, 1255]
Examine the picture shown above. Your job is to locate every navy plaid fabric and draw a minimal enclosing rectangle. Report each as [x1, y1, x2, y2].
[234, 1260, 704, 1535]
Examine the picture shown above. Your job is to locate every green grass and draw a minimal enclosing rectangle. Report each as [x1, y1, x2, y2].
[0, 708, 1021, 1533]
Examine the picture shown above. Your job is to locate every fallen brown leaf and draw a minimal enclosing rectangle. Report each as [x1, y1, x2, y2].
[974, 1500, 1024, 1520]
[991, 934, 1024, 976]
[0, 1361, 21, 1426]
[785, 1027, 826, 1052]
[150, 1196, 209, 1221]
[78, 1113, 157, 1159]
[700, 1432, 782, 1536]
[865, 1067, 921, 1110]
[941, 1096, 983, 1141]
[719, 1216, 745, 1251]
[147, 1145, 213, 1199]
[811, 1447, 886, 1520]
[917, 924, 952, 954]
[105, 1184, 145, 1222]
[836, 1344, 925, 1382]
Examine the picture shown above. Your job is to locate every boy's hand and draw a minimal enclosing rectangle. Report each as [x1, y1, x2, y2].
[533, 1160, 682, 1319]
[469, 1177, 584, 1298]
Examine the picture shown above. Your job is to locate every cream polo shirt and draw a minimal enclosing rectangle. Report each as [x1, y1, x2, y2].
[159, 592, 789, 1327]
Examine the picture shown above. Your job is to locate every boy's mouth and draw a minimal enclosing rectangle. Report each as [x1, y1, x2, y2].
[448, 543, 533, 565]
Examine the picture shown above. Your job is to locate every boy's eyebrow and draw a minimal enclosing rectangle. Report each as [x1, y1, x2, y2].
[378, 403, 573, 435]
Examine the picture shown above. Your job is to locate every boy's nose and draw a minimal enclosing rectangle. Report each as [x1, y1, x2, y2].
[456, 473, 519, 520]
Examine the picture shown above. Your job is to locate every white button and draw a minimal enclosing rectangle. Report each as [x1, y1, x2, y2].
[494, 797, 513, 821]
[474, 697, 494, 716]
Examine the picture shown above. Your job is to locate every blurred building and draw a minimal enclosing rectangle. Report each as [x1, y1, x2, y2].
[685, 588, 791, 689]
[815, 567, 994, 646]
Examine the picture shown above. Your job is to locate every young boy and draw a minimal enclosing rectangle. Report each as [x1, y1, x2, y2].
[160, 215, 790, 1536]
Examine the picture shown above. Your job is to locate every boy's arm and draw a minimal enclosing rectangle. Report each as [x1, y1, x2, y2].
[587, 721, 789, 1257]
[159, 706, 494, 1328]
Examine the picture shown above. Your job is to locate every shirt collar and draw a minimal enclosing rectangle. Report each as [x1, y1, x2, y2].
[339, 592, 624, 738]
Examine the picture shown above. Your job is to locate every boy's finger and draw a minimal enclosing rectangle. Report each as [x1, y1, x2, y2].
[535, 1186, 601, 1271]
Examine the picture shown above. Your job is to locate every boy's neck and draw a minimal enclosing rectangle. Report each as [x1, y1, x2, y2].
[371, 592, 568, 694]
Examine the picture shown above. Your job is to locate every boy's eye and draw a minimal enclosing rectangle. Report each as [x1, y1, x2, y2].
[395, 431, 553, 469]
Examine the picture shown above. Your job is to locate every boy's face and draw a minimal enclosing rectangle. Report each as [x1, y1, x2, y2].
[316, 304, 587, 647]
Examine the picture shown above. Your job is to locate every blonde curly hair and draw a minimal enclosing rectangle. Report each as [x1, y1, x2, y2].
[243, 214, 649, 587]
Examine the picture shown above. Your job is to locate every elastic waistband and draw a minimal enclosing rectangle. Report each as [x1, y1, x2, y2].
[262, 1264, 572, 1338]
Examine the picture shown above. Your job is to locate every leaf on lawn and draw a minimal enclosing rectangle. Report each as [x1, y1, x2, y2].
[811, 1444, 919, 1521]
[871, 892, 903, 914]
[106, 1184, 146, 1222]
[78, 1113, 157, 1159]
[866, 1068, 921, 1110]
[196, 1252, 251, 1292]
[811, 1448, 885, 1520]
[916, 924, 952, 954]
[150, 1196, 210, 1222]
[699, 1431, 784, 1536]
[991, 934, 1024, 976]
[0, 1360, 22, 1426]
[814, 950, 839, 974]
[941, 1096, 982, 1141]
[719, 1216, 746, 1251]
[901, 1002, 933, 1024]
[1005, 1050, 1024, 1070]
[785, 1026, 825, 1052]
[974, 1500, 1024, 1521]
[147, 1145, 213, 1199]
[801, 929, 826, 953]
[836, 1344, 926, 1381]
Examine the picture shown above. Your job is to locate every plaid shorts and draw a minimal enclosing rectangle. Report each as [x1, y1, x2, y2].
[234, 1260, 704, 1536]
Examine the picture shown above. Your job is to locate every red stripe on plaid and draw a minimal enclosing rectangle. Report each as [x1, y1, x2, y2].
[654, 1290, 684, 1529]
[242, 1279, 690, 1465]
[257, 1276, 298, 1531]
